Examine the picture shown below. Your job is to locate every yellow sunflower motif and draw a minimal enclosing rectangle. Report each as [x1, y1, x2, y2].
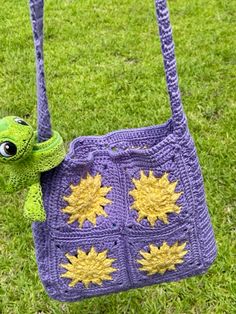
[137, 241, 188, 275]
[129, 171, 182, 227]
[62, 173, 112, 227]
[60, 247, 117, 288]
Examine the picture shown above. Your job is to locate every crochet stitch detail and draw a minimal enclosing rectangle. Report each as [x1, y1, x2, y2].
[130, 171, 182, 227]
[62, 173, 112, 227]
[60, 247, 117, 288]
[24, 182, 46, 221]
[138, 241, 188, 275]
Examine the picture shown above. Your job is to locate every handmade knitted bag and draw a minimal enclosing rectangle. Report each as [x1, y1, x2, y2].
[28, 0, 217, 302]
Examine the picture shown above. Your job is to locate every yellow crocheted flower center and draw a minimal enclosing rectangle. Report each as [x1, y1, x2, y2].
[138, 241, 187, 275]
[62, 173, 112, 227]
[130, 171, 182, 227]
[60, 247, 117, 288]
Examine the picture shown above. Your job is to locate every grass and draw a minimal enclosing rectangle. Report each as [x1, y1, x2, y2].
[0, 0, 235, 313]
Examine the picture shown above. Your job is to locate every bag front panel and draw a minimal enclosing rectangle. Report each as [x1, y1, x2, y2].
[33, 123, 216, 301]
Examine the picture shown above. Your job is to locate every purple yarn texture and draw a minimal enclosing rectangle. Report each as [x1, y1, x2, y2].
[30, 0, 52, 142]
[30, 0, 217, 302]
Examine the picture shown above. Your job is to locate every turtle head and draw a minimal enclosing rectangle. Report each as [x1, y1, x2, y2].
[0, 116, 35, 163]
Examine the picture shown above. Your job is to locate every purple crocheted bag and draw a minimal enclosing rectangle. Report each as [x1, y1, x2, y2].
[30, 0, 217, 302]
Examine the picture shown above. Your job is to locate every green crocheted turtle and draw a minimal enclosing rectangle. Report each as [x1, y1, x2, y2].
[0, 116, 65, 222]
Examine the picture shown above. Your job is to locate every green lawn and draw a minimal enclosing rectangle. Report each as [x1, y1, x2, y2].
[0, 0, 235, 313]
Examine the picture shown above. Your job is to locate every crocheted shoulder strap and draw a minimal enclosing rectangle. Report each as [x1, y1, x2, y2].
[29, 0, 186, 141]
[30, 0, 51, 142]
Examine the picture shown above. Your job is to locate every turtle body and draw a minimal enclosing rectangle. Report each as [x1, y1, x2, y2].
[0, 116, 65, 221]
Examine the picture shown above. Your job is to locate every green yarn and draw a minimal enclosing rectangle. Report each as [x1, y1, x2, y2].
[24, 182, 46, 222]
[0, 116, 66, 222]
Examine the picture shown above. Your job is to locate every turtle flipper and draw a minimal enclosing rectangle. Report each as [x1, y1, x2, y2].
[24, 183, 46, 222]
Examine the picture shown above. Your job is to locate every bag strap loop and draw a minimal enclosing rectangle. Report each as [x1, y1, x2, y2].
[155, 0, 186, 133]
[29, 0, 186, 142]
[30, 0, 51, 142]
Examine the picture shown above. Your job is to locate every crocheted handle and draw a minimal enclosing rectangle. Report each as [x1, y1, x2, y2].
[29, 0, 186, 140]
[30, 0, 52, 142]
[155, 0, 186, 132]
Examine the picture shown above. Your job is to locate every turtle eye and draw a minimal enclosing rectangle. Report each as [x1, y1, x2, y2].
[14, 117, 29, 126]
[0, 142, 17, 158]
